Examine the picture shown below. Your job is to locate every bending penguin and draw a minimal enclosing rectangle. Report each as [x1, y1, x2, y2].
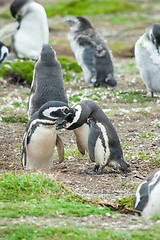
[22, 101, 70, 169]
[135, 23, 160, 97]
[28, 44, 68, 119]
[0, 42, 8, 65]
[134, 168, 160, 217]
[65, 16, 117, 88]
[10, 0, 49, 60]
[56, 100, 131, 174]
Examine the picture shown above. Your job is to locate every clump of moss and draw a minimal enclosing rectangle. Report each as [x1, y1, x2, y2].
[118, 196, 134, 209]
[45, 0, 141, 17]
[0, 11, 11, 19]
[0, 60, 35, 85]
[58, 56, 82, 73]
[2, 114, 28, 123]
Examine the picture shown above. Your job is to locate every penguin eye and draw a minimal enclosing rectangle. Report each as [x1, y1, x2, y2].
[62, 108, 69, 114]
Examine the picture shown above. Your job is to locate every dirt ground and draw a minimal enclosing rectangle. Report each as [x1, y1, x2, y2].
[0, 0, 160, 230]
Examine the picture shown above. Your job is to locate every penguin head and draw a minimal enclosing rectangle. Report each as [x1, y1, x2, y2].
[39, 44, 56, 65]
[65, 16, 92, 32]
[0, 42, 8, 64]
[108, 156, 131, 173]
[38, 101, 70, 122]
[10, 0, 31, 21]
[147, 23, 160, 51]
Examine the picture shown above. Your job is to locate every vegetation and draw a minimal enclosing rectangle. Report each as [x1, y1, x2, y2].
[0, 172, 112, 218]
[44, 0, 141, 17]
[1, 114, 28, 123]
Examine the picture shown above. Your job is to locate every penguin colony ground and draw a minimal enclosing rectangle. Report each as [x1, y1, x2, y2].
[1, 0, 160, 218]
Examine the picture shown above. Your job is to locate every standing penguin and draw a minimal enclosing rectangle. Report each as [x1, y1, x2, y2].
[56, 100, 131, 174]
[65, 16, 117, 88]
[135, 23, 160, 97]
[28, 44, 68, 119]
[0, 42, 8, 64]
[134, 168, 160, 217]
[22, 101, 69, 169]
[10, 0, 49, 60]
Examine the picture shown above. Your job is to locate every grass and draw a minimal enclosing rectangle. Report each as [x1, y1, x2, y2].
[44, 0, 141, 17]
[117, 196, 134, 209]
[1, 114, 28, 123]
[0, 172, 112, 218]
[1, 223, 160, 240]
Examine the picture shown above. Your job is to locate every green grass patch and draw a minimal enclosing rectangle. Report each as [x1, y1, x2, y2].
[0, 60, 35, 85]
[1, 114, 28, 123]
[109, 90, 153, 104]
[45, 0, 141, 17]
[0, 10, 11, 19]
[141, 132, 154, 138]
[0, 172, 112, 218]
[1, 223, 160, 240]
[58, 56, 82, 73]
[117, 196, 134, 209]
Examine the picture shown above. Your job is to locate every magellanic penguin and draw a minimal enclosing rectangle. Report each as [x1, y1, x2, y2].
[56, 100, 131, 174]
[65, 16, 117, 88]
[135, 23, 160, 97]
[0, 42, 8, 64]
[134, 168, 160, 217]
[28, 44, 68, 119]
[10, 0, 49, 60]
[22, 101, 70, 169]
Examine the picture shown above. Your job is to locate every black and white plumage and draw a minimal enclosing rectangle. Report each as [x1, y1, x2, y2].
[134, 168, 160, 217]
[135, 23, 160, 97]
[56, 100, 131, 174]
[22, 101, 69, 169]
[28, 44, 68, 119]
[0, 41, 8, 64]
[10, 0, 49, 60]
[65, 16, 117, 88]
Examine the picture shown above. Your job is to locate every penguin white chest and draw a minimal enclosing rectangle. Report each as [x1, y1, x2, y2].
[26, 125, 57, 169]
[94, 123, 110, 166]
[74, 123, 90, 152]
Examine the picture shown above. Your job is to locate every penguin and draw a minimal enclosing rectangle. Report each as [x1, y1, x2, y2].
[22, 101, 70, 169]
[134, 168, 160, 217]
[28, 44, 68, 119]
[65, 16, 117, 88]
[10, 0, 49, 60]
[56, 100, 131, 174]
[0, 42, 8, 64]
[135, 23, 160, 97]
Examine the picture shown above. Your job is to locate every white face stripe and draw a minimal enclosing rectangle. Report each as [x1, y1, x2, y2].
[42, 106, 68, 119]
[149, 171, 160, 188]
[134, 181, 147, 209]
[66, 104, 82, 128]
[0, 46, 8, 61]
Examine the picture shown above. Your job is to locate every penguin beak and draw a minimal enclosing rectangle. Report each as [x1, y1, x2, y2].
[56, 118, 67, 130]
[65, 18, 77, 26]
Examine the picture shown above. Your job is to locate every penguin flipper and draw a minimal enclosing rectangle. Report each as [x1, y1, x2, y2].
[76, 138, 85, 155]
[82, 44, 96, 74]
[56, 135, 64, 163]
[88, 120, 101, 162]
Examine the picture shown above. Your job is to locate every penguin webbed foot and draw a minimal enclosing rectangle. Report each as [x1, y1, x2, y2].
[141, 91, 154, 98]
[84, 165, 104, 175]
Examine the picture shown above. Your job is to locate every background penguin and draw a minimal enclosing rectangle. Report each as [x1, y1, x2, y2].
[134, 168, 160, 217]
[22, 101, 70, 169]
[65, 16, 117, 88]
[56, 100, 131, 174]
[28, 44, 68, 119]
[10, 0, 49, 60]
[0, 41, 8, 65]
[135, 23, 160, 97]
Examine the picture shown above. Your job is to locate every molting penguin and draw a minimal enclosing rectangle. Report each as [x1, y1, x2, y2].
[22, 101, 69, 169]
[65, 16, 117, 88]
[28, 44, 68, 119]
[135, 23, 160, 97]
[10, 0, 49, 60]
[0, 42, 8, 64]
[134, 168, 160, 217]
[56, 100, 131, 174]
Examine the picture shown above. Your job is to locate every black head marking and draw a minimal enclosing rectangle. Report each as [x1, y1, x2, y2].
[10, 0, 29, 18]
[38, 101, 69, 121]
[40, 44, 56, 64]
[151, 23, 160, 49]
[76, 16, 92, 30]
